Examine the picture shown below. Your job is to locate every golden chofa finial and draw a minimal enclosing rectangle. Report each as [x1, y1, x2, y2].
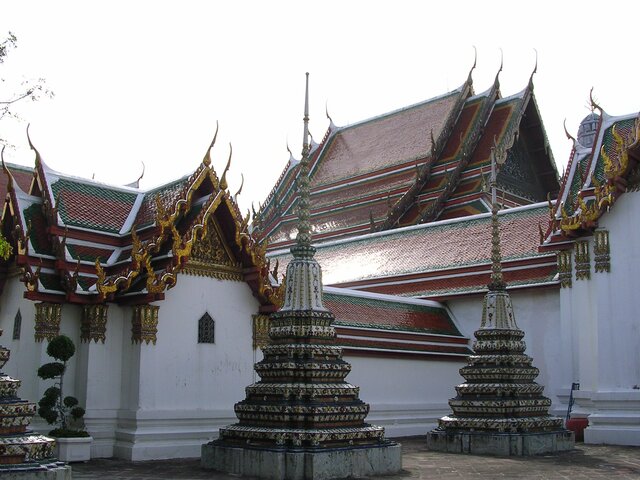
[1, 145, 14, 193]
[234, 173, 244, 203]
[466, 46, 477, 85]
[219, 143, 232, 191]
[203, 121, 219, 167]
[26, 124, 43, 167]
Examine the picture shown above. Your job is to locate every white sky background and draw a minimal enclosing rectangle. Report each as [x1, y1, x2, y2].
[2, 1, 639, 214]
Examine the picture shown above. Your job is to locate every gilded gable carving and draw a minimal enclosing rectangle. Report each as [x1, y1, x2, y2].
[183, 216, 243, 281]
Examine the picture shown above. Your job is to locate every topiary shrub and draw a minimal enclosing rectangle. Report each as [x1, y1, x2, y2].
[37, 335, 89, 437]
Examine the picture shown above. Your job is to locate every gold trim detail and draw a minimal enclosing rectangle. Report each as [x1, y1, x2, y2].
[183, 215, 243, 280]
[94, 154, 281, 309]
[252, 314, 270, 349]
[594, 230, 610, 273]
[131, 304, 159, 345]
[559, 117, 640, 235]
[34, 303, 61, 342]
[81, 305, 108, 343]
[574, 240, 590, 281]
[557, 250, 572, 288]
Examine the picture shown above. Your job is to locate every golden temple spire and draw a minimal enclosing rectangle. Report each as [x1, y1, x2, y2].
[294, 72, 312, 250]
[488, 137, 506, 291]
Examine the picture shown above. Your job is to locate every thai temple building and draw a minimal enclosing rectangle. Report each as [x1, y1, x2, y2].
[0, 62, 638, 463]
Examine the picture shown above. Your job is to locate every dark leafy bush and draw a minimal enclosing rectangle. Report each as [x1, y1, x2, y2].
[48, 428, 90, 438]
[46, 335, 75, 362]
[37, 362, 65, 379]
[37, 335, 87, 437]
[70, 406, 85, 420]
[63, 396, 78, 408]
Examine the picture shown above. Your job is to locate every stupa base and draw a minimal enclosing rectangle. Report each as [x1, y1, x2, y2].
[427, 429, 574, 456]
[202, 441, 402, 480]
[0, 461, 72, 480]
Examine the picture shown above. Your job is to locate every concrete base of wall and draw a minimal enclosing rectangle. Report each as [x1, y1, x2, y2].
[201, 441, 402, 480]
[427, 430, 574, 456]
[0, 462, 72, 480]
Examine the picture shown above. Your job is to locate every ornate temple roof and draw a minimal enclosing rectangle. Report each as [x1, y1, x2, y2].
[254, 69, 558, 251]
[268, 202, 556, 300]
[0, 140, 282, 311]
[542, 102, 640, 248]
[325, 287, 471, 358]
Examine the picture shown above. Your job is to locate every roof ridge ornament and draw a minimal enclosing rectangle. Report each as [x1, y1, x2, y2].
[26, 124, 43, 168]
[136, 162, 145, 185]
[1, 146, 14, 193]
[589, 87, 604, 116]
[202, 121, 219, 167]
[467, 45, 477, 85]
[219, 143, 232, 191]
[325, 100, 335, 128]
[563, 118, 577, 146]
[234, 173, 244, 203]
[528, 49, 538, 90]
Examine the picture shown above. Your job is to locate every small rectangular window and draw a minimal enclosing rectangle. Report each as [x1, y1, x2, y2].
[12, 309, 22, 340]
[198, 312, 215, 344]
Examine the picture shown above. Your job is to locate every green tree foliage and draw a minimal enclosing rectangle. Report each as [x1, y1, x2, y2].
[0, 31, 52, 260]
[0, 32, 52, 147]
[37, 335, 88, 437]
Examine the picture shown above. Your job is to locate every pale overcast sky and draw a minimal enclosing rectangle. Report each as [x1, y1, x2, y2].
[2, 1, 639, 212]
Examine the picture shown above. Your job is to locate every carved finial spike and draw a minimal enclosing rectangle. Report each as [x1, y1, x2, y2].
[538, 222, 544, 244]
[563, 118, 577, 144]
[531, 49, 538, 77]
[136, 162, 146, 186]
[589, 87, 603, 115]
[234, 173, 244, 202]
[26, 124, 43, 167]
[1, 146, 14, 192]
[325, 100, 333, 124]
[220, 143, 232, 191]
[203, 121, 219, 167]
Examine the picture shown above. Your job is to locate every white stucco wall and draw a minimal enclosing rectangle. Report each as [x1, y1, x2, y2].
[568, 190, 640, 445]
[112, 273, 261, 460]
[346, 354, 466, 437]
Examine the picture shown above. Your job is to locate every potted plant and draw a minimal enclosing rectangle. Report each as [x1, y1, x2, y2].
[37, 334, 92, 462]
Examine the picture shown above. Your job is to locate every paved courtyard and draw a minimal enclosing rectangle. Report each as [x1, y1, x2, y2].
[71, 437, 640, 479]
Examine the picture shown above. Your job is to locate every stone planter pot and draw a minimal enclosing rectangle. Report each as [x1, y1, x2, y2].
[55, 436, 92, 462]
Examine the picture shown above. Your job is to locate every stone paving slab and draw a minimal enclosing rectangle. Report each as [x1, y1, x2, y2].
[71, 437, 640, 479]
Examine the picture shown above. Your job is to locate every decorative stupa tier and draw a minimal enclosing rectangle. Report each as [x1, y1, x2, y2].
[427, 135, 573, 455]
[0, 329, 64, 474]
[203, 73, 400, 479]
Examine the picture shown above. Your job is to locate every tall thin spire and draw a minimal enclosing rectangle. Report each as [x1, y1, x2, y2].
[487, 139, 506, 291]
[295, 72, 312, 250]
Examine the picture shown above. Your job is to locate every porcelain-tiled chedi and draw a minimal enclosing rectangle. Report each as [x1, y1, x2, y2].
[0, 329, 56, 466]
